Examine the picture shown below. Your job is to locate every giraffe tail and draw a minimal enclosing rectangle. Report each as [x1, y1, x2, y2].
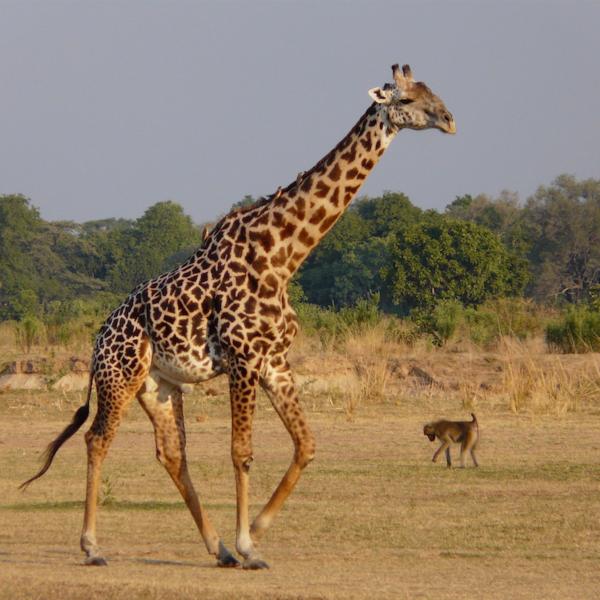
[19, 369, 94, 490]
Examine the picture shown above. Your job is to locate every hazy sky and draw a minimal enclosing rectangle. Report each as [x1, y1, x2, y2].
[1, 0, 599, 224]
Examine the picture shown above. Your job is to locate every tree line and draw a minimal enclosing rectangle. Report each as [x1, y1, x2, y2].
[1, 174, 599, 324]
[301, 174, 600, 315]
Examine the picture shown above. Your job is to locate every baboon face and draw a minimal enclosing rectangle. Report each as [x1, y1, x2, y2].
[423, 424, 436, 442]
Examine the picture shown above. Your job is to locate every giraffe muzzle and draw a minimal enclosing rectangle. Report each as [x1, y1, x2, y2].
[439, 112, 456, 134]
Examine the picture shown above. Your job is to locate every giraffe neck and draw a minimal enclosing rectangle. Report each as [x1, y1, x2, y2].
[264, 103, 397, 276]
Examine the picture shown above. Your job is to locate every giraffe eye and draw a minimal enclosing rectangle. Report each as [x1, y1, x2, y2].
[399, 98, 414, 105]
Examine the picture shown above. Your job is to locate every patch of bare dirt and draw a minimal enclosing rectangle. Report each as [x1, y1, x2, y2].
[0, 356, 91, 392]
[0, 373, 47, 391]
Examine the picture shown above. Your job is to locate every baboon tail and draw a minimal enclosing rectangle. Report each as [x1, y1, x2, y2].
[19, 370, 94, 490]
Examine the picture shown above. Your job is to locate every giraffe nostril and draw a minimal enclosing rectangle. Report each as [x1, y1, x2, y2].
[444, 113, 452, 123]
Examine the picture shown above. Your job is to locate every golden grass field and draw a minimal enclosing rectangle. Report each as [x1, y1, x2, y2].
[1, 331, 600, 599]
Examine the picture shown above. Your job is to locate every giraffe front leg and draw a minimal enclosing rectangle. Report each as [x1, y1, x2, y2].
[250, 361, 315, 542]
[229, 363, 269, 570]
[138, 376, 239, 568]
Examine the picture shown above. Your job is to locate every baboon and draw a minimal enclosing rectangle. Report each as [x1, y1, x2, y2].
[423, 413, 479, 468]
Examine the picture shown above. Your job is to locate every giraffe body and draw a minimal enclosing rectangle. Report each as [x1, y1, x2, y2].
[22, 63, 455, 568]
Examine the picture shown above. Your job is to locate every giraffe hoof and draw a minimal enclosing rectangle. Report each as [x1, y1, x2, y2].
[85, 556, 108, 566]
[242, 557, 270, 570]
[216, 540, 240, 568]
[217, 554, 241, 568]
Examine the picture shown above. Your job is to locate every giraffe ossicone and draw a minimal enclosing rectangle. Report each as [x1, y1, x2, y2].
[21, 63, 455, 569]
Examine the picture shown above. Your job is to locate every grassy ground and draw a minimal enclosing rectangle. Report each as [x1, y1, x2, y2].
[2, 377, 600, 600]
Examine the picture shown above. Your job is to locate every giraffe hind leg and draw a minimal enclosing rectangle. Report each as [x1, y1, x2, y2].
[138, 373, 239, 567]
[80, 378, 136, 565]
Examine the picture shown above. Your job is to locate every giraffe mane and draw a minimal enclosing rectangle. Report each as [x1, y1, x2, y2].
[279, 103, 379, 197]
[235, 195, 272, 214]
[223, 101, 381, 223]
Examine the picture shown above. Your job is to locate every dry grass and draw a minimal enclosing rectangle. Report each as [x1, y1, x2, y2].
[2, 388, 600, 600]
[0, 320, 93, 369]
[0, 321, 18, 366]
[498, 337, 600, 414]
[2, 332, 600, 598]
[291, 329, 600, 418]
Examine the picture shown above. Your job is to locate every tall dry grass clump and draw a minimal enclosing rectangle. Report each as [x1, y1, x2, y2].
[291, 322, 401, 419]
[345, 322, 402, 407]
[0, 320, 16, 350]
[342, 321, 431, 416]
[14, 316, 45, 352]
[500, 337, 600, 414]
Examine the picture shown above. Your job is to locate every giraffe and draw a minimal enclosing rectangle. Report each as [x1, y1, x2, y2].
[21, 63, 455, 569]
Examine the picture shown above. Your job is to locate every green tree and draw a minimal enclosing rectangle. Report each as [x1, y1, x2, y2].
[445, 194, 474, 218]
[230, 195, 257, 211]
[445, 191, 528, 255]
[108, 201, 202, 292]
[301, 236, 392, 308]
[354, 191, 422, 237]
[11, 289, 40, 319]
[299, 209, 373, 306]
[299, 193, 424, 310]
[522, 175, 600, 303]
[0, 195, 44, 318]
[390, 216, 528, 314]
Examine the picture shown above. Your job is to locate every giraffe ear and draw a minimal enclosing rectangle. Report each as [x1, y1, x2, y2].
[368, 87, 392, 104]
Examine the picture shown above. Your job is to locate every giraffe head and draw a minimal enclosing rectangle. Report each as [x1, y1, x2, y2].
[368, 64, 456, 134]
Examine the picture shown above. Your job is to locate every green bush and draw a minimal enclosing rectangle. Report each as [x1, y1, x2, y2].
[411, 297, 547, 347]
[14, 315, 45, 352]
[296, 294, 384, 347]
[409, 299, 465, 346]
[430, 300, 464, 344]
[382, 317, 421, 346]
[42, 294, 122, 347]
[462, 307, 498, 346]
[546, 307, 600, 353]
[338, 294, 382, 330]
[464, 298, 546, 346]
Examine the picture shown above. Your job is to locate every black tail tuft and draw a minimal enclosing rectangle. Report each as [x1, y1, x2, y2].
[19, 372, 93, 490]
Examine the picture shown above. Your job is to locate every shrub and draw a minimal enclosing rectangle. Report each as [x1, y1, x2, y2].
[409, 299, 464, 346]
[338, 293, 382, 330]
[430, 299, 464, 344]
[295, 303, 346, 347]
[295, 294, 384, 348]
[42, 293, 122, 348]
[464, 298, 547, 347]
[411, 297, 549, 348]
[383, 317, 421, 346]
[546, 306, 600, 353]
[14, 315, 45, 352]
